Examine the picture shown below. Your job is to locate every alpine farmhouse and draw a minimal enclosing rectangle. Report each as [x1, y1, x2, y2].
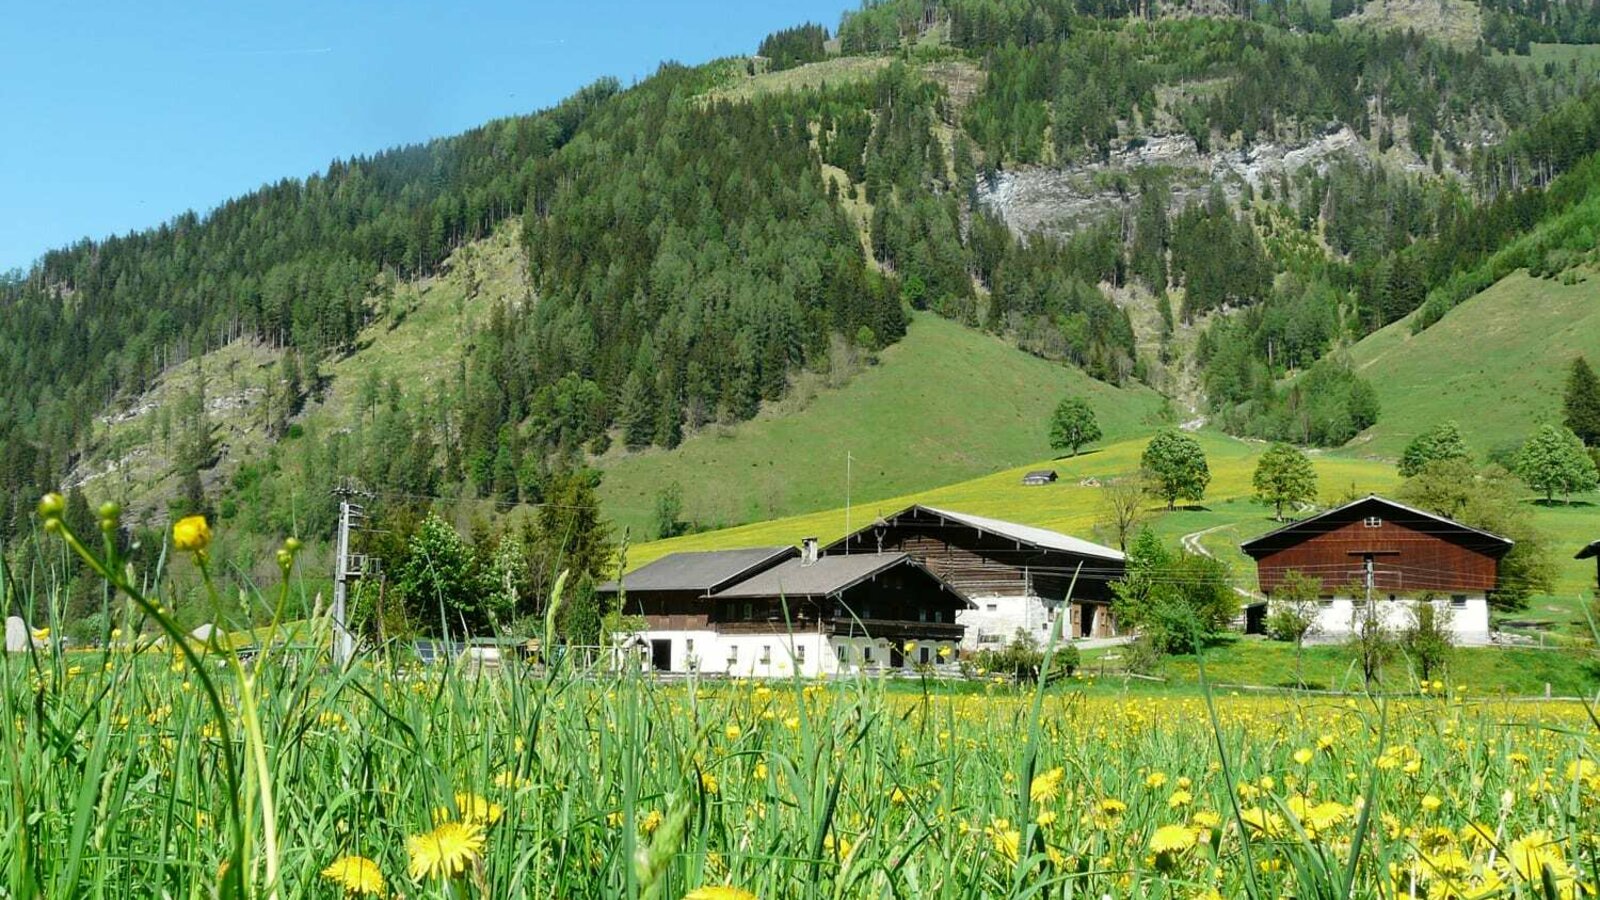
[597, 541, 970, 676]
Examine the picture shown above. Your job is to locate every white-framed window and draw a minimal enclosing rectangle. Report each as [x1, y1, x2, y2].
[985, 603, 998, 612]
[1364, 516, 1382, 528]
[796, 644, 806, 664]
[743, 602, 754, 621]
[760, 645, 771, 664]
[728, 645, 739, 663]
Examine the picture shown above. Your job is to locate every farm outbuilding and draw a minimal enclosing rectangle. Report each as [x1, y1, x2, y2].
[1240, 495, 1511, 645]
[1021, 470, 1058, 486]
[826, 504, 1124, 649]
[1578, 539, 1600, 591]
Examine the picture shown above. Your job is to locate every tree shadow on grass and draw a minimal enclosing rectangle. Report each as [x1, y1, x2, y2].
[1530, 498, 1596, 508]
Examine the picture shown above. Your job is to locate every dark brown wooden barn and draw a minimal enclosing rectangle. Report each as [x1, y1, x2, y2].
[824, 504, 1125, 643]
[1578, 539, 1600, 591]
[1240, 495, 1512, 598]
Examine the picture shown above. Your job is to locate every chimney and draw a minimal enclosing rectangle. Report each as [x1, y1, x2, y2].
[801, 537, 819, 565]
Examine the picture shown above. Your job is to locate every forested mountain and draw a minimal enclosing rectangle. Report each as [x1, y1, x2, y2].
[8, 0, 1600, 557]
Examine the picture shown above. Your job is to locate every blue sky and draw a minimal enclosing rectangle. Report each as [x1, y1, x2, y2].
[0, 1, 850, 271]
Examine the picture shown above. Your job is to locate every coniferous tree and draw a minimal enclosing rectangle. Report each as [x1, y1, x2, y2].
[1563, 356, 1600, 446]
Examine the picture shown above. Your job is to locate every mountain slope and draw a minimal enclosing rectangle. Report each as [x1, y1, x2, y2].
[1349, 269, 1600, 460]
[597, 313, 1165, 538]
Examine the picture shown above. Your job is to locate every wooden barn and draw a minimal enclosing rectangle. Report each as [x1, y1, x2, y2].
[597, 543, 969, 675]
[1239, 495, 1512, 644]
[1579, 539, 1600, 591]
[825, 504, 1124, 649]
[1021, 470, 1058, 486]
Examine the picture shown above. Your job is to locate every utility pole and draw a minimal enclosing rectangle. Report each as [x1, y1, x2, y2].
[331, 481, 371, 667]
[844, 451, 854, 554]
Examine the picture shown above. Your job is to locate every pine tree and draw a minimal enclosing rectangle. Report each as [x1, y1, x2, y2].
[1563, 356, 1600, 446]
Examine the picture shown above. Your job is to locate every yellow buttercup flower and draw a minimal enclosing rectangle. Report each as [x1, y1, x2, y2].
[406, 820, 485, 881]
[320, 855, 386, 896]
[172, 515, 211, 553]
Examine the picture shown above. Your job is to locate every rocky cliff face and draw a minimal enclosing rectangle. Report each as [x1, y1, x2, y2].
[975, 126, 1375, 238]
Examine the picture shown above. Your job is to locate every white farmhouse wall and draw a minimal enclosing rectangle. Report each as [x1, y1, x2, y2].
[958, 594, 1056, 650]
[618, 628, 961, 676]
[1289, 596, 1491, 646]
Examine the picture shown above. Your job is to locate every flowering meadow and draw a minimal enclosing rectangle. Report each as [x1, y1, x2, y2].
[4, 503, 1600, 898]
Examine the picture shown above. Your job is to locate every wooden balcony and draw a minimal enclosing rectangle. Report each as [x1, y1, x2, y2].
[827, 619, 964, 641]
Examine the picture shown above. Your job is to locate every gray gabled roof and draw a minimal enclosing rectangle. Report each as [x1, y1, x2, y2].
[916, 505, 1124, 561]
[596, 546, 797, 594]
[1240, 495, 1513, 557]
[713, 552, 969, 604]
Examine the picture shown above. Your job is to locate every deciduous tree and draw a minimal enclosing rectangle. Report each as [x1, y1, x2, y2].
[1049, 396, 1102, 457]
[1252, 442, 1317, 520]
[1140, 430, 1210, 510]
[1398, 421, 1471, 478]
[1515, 424, 1599, 503]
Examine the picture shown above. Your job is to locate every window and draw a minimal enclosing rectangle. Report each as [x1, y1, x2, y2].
[727, 645, 739, 663]
[934, 610, 943, 623]
[919, 647, 930, 665]
[919, 609, 927, 623]
[796, 644, 806, 664]
[743, 602, 753, 621]
[1450, 595, 1469, 609]
[986, 603, 999, 612]
[836, 644, 848, 663]
[1364, 516, 1382, 528]
[686, 639, 694, 656]
[863, 646, 874, 663]
[760, 645, 772, 664]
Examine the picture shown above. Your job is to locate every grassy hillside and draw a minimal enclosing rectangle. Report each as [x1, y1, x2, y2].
[626, 431, 1397, 565]
[1349, 268, 1600, 460]
[627, 430, 1598, 630]
[597, 314, 1165, 538]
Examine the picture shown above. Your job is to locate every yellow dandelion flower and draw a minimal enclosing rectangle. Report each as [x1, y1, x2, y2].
[641, 809, 663, 835]
[1501, 830, 1572, 885]
[172, 515, 211, 553]
[1293, 748, 1314, 766]
[724, 724, 741, 741]
[988, 823, 1021, 863]
[433, 792, 502, 827]
[700, 771, 719, 795]
[1031, 767, 1065, 804]
[1145, 771, 1168, 789]
[320, 855, 387, 896]
[1420, 794, 1442, 814]
[406, 820, 484, 882]
[1150, 824, 1199, 854]
[1168, 789, 1193, 809]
